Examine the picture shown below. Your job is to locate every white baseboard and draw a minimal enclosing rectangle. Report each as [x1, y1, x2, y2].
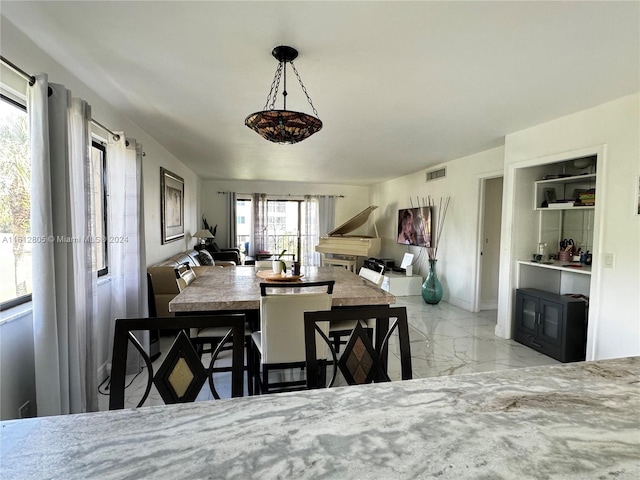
[98, 361, 110, 384]
[480, 300, 498, 310]
[447, 296, 472, 312]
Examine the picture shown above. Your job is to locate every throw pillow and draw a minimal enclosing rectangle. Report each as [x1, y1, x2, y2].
[197, 250, 214, 266]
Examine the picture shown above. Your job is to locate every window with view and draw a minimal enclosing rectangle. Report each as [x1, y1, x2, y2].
[0, 97, 110, 309]
[0, 97, 31, 307]
[91, 141, 108, 276]
[236, 198, 318, 263]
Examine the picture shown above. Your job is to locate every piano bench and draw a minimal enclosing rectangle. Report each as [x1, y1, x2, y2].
[321, 256, 357, 272]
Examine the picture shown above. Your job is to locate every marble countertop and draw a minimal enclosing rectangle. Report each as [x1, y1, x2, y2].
[2, 357, 638, 479]
[169, 266, 395, 312]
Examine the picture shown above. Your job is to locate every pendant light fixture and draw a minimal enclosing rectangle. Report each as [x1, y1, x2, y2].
[245, 46, 322, 144]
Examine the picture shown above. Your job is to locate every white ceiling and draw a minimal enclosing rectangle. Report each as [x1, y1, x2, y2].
[2, 1, 639, 186]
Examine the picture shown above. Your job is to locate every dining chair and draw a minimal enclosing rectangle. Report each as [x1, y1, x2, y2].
[174, 263, 254, 394]
[254, 260, 273, 271]
[175, 262, 197, 290]
[304, 305, 412, 389]
[251, 280, 335, 394]
[109, 314, 246, 409]
[328, 267, 383, 353]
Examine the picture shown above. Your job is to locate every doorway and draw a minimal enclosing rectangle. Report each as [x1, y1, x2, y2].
[477, 176, 503, 310]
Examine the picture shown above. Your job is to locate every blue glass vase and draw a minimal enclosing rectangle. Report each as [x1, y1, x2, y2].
[422, 259, 443, 304]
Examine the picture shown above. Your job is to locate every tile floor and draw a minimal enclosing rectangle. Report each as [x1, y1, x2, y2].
[98, 296, 558, 411]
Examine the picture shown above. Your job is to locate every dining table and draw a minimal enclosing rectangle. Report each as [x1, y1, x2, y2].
[1, 356, 638, 479]
[169, 265, 396, 314]
[169, 265, 397, 364]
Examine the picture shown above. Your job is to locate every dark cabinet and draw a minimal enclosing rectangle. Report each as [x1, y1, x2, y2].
[514, 288, 587, 362]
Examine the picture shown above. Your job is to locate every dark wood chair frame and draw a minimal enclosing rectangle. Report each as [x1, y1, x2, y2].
[304, 305, 412, 389]
[109, 314, 246, 410]
[252, 281, 335, 394]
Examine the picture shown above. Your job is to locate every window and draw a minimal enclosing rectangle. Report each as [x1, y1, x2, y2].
[236, 198, 314, 261]
[0, 96, 31, 308]
[91, 141, 108, 276]
[0, 97, 109, 310]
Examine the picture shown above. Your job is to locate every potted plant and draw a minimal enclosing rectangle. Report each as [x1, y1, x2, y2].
[272, 250, 287, 275]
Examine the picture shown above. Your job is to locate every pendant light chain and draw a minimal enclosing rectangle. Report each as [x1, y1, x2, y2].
[263, 62, 283, 111]
[290, 61, 320, 118]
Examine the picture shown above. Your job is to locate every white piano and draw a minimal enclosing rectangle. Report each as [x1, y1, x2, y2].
[315, 205, 381, 272]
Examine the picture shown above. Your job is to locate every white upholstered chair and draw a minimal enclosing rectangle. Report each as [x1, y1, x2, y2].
[251, 281, 334, 394]
[254, 260, 273, 271]
[358, 266, 384, 286]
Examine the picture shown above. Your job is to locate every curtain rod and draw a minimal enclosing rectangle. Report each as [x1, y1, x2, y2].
[1, 55, 121, 142]
[217, 191, 344, 198]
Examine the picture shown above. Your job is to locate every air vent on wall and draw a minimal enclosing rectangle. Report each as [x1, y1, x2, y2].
[426, 167, 446, 182]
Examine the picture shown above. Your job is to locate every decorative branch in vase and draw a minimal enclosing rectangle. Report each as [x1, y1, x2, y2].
[425, 196, 450, 261]
[420, 196, 451, 304]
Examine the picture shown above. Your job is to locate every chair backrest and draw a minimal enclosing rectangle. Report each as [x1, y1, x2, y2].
[254, 260, 273, 271]
[109, 314, 246, 410]
[174, 262, 196, 292]
[259, 281, 335, 364]
[304, 305, 412, 388]
[358, 267, 384, 287]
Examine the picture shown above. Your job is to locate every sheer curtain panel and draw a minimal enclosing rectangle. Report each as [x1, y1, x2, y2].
[28, 75, 98, 415]
[313, 196, 336, 266]
[106, 136, 148, 371]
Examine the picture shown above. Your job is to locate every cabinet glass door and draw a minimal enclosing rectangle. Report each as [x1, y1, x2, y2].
[517, 294, 538, 335]
[539, 299, 562, 347]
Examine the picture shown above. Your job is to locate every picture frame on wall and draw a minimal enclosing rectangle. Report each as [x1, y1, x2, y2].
[160, 167, 184, 244]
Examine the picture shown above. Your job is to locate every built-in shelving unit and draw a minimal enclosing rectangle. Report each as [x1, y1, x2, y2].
[517, 155, 597, 298]
[534, 172, 597, 211]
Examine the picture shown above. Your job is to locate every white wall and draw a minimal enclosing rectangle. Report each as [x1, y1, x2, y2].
[498, 93, 640, 360]
[370, 147, 504, 311]
[199, 180, 371, 249]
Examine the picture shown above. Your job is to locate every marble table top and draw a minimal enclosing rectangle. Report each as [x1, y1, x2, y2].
[169, 265, 396, 313]
[2, 357, 638, 479]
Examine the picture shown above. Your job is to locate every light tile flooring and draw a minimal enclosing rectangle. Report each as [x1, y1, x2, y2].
[98, 296, 558, 411]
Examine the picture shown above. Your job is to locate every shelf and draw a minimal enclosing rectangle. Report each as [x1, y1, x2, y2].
[535, 173, 597, 186]
[518, 260, 591, 275]
[535, 205, 595, 211]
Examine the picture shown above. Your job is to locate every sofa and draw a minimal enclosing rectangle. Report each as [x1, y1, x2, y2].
[147, 249, 235, 318]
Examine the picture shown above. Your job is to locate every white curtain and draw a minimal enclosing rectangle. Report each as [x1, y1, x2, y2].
[318, 196, 336, 238]
[302, 196, 318, 266]
[106, 136, 147, 370]
[28, 75, 98, 415]
[313, 196, 336, 266]
[226, 191, 237, 249]
[251, 193, 268, 256]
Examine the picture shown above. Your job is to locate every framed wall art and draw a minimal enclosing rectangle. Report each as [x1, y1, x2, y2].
[160, 167, 184, 244]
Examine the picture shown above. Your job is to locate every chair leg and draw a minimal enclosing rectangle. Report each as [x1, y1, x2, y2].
[253, 345, 262, 395]
[246, 336, 254, 396]
[332, 332, 342, 354]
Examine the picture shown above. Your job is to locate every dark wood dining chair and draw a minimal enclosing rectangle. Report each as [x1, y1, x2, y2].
[304, 305, 412, 388]
[173, 264, 254, 395]
[109, 314, 246, 410]
[328, 267, 384, 353]
[251, 281, 335, 394]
